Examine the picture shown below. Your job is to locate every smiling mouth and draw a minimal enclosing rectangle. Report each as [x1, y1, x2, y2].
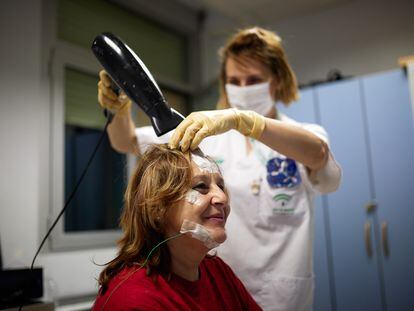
[205, 214, 225, 223]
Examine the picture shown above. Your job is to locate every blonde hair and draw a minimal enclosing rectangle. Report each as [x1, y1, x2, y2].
[98, 144, 193, 292]
[217, 27, 299, 109]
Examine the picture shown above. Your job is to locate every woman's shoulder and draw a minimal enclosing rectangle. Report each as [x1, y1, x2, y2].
[200, 256, 261, 309]
[94, 266, 167, 310]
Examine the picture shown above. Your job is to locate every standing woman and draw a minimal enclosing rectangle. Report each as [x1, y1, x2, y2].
[97, 27, 341, 310]
[168, 27, 342, 311]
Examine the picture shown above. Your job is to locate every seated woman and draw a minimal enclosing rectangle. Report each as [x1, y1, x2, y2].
[93, 144, 261, 310]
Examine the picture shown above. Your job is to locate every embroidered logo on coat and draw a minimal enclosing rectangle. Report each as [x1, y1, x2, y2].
[273, 193, 292, 204]
[272, 193, 294, 215]
[266, 157, 301, 188]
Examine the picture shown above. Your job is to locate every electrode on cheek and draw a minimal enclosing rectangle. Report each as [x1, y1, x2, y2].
[185, 189, 202, 206]
[180, 219, 220, 249]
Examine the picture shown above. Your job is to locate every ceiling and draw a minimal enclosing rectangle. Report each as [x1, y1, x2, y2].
[177, 0, 354, 27]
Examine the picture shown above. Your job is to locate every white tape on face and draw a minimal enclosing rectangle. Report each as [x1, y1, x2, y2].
[191, 153, 219, 174]
[185, 189, 202, 206]
[179, 219, 219, 249]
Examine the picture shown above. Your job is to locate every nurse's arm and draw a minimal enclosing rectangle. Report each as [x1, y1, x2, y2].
[107, 112, 141, 155]
[258, 118, 328, 170]
[258, 118, 341, 193]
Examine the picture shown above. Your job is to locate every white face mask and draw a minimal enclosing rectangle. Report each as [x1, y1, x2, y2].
[225, 82, 274, 116]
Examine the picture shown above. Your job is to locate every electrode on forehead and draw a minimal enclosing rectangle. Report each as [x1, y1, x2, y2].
[180, 219, 220, 249]
[191, 150, 219, 174]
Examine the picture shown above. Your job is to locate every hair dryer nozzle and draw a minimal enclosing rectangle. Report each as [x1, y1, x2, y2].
[91, 32, 184, 136]
[151, 107, 185, 137]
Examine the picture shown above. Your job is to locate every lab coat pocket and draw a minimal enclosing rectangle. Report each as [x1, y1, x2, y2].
[260, 275, 314, 311]
[258, 178, 308, 228]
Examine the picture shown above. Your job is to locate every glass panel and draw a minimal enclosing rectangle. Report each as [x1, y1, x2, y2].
[65, 67, 105, 129]
[64, 67, 126, 232]
[64, 125, 126, 232]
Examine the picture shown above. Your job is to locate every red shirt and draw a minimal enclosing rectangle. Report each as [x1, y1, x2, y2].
[93, 256, 262, 310]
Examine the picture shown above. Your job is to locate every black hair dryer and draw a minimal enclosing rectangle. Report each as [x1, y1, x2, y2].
[91, 32, 184, 136]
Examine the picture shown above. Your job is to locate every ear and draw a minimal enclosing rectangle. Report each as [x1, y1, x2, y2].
[152, 211, 163, 230]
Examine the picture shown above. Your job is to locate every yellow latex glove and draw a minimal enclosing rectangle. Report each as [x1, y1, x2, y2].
[169, 108, 266, 151]
[97, 70, 132, 116]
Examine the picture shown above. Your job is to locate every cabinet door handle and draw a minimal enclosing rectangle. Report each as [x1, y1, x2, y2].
[365, 202, 377, 213]
[365, 221, 373, 257]
[381, 221, 390, 257]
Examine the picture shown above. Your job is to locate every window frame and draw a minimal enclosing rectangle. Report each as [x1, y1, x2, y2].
[50, 41, 130, 250]
[48, 0, 200, 252]
[49, 38, 195, 250]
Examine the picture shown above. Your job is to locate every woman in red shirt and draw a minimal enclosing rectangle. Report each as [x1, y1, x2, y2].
[93, 144, 261, 311]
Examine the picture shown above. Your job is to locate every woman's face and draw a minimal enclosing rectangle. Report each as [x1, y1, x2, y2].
[225, 56, 272, 87]
[166, 159, 230, 246]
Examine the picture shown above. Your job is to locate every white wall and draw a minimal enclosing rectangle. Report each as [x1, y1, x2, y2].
[0, 0, 116, 301]
[202, 0, 414, 86]
[0, 0, 43, 268]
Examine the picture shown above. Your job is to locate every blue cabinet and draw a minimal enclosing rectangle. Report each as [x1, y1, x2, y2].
[317, 79, 384, 311]
[279, 90, 334, 311]
[280, 69, 414, 310]
[362, 71, 414, 310]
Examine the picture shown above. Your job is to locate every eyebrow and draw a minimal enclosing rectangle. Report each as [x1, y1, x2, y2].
[191, 174, 208, 182]
[227, 73, 264, 80]
[192, 173, 223, 182]
[216, 175, 224, 184]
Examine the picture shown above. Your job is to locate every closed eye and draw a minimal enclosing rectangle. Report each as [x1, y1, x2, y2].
[193, 183, 209, 193]
[217, 183, 226, 191]
[227, 77, 240, 86]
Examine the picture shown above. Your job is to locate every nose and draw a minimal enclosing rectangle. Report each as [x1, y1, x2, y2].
[211, 185, 228, 207]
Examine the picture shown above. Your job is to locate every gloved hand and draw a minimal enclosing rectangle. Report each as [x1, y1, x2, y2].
[97, 70, 132, 116]
[169, 108, 266, 151]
